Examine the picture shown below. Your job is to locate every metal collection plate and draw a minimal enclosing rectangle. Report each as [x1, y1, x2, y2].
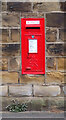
[29, 39, 37, 53]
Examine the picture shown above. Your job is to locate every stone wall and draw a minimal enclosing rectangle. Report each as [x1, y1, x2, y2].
[0, 1, 66, 99]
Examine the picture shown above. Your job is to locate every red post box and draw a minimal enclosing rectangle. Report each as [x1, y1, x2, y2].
[21, 18, 45, 74]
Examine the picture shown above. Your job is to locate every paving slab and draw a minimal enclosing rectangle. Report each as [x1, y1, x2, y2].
[1, 111, 65, 119]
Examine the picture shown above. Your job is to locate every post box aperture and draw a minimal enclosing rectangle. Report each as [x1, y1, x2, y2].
[21, 18, 45, 74]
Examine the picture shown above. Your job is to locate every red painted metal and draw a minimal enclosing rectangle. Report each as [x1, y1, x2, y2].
[21, 18, 45, 74]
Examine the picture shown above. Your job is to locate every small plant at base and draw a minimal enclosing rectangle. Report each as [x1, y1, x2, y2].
[6, 100, 28, 112]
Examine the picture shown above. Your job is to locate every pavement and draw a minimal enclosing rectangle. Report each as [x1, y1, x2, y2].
[0, 111, 65, 120]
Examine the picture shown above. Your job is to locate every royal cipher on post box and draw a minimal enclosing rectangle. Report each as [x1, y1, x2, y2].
[21, 18, 45, 74]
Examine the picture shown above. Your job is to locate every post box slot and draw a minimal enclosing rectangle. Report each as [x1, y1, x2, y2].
[26, 27, 40, 29]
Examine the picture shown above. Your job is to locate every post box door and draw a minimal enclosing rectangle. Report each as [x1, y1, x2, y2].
[21, 18, 45, 74]
[25, 35, 43, 72]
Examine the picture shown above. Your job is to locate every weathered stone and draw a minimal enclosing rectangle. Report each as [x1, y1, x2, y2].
[0, 14, 2, 27]
[2, 29, 20, 43]
[2, 97, 34, 111]
[60, 2, 66, 11]
[0, 34, 1, 42]
[46, 72, 65, 84]
[2, 44, 20, 56]
[0, 57, 2, 71]
[65, 74, 66, 84]
[64, 43, 66, 56]
[0, 71, 2, 85]
[0, 44, 2, 56]
[0, 1, 1, 12]
[20, 74, 45, 84]
[2, 71, 18, 84]
[59, 29, 66, 42]
[2, 2, 7, 11]
[0, 86, 8, 96]
[2, 29, 9, 43]
[1, 57, 8, 71]
[47, 57, 56, 70]
[57, 58, 66, 71]
[2, 96, 65, 111]
[8, 57, 20, 71]
[47, 44, 64, 56]
[46, 13, 65, 27]
[63, 86, 66, 95]
[33, 2, 60, 12]
[2, 0, 62, 1]
[9, 85, 32, 96]
[34, 85, 61, 97]
[11, 29, 20, 42]
[0, 97, 2, 111]
[2, 12, 20, 27]
[21, 12, 44, 18]
[7, 2, 32, 12]
[1, 1, 66, 101]
[46, 28, 57, 42]
[48, 97, 64, 109]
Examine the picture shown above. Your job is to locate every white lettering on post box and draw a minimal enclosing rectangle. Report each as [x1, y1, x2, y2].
[29, 39, 37, 53]
[26, 21, 40, 24]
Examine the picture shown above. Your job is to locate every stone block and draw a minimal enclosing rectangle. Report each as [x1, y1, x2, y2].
[46, 72, 65, 84]
[7, 2, 32, 12]
[0, 14, 2, 27]
[2, 44, 20, 56]
[0, 29, 2, 43]
[0, 71, 2, 85]
[33, 2, 60, 12]
[60, 2, 66, 11]
[9, 85, 32, 96]
[64, 74, 66, 84]
[46, 13, 65, 28]
[2, 12, 20, 27]
[0, 1, 1, 12]
[2, 71, 18, 84]
[21, 12, 44, 18]
[2, 29, 20, 43]
[63, 86, 66, 95]
[0, 57, 2, 71]
[57, 58, 66, 71]
[47, 57, 56, 71]
[46, 28, 57, 42]
[0, 86, 8, 96]
[1, 57, 8, 71]
[34, 85, 61, 97]
[20, 74, 45, 84]
[47, 44, 64, 56]
[2, 96, 65, 111]
[2, 29, 9, 43]
[8, 56, 20, 71]
[59, 29, 66, 42]
[11, 29, 20, 42]
[0, 44, 2, 56]
[2, 2, 7, 11]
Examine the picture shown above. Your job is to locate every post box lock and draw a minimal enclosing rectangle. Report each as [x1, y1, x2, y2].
[21, 18, 45, 74]
[26, 67, 31, 70]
